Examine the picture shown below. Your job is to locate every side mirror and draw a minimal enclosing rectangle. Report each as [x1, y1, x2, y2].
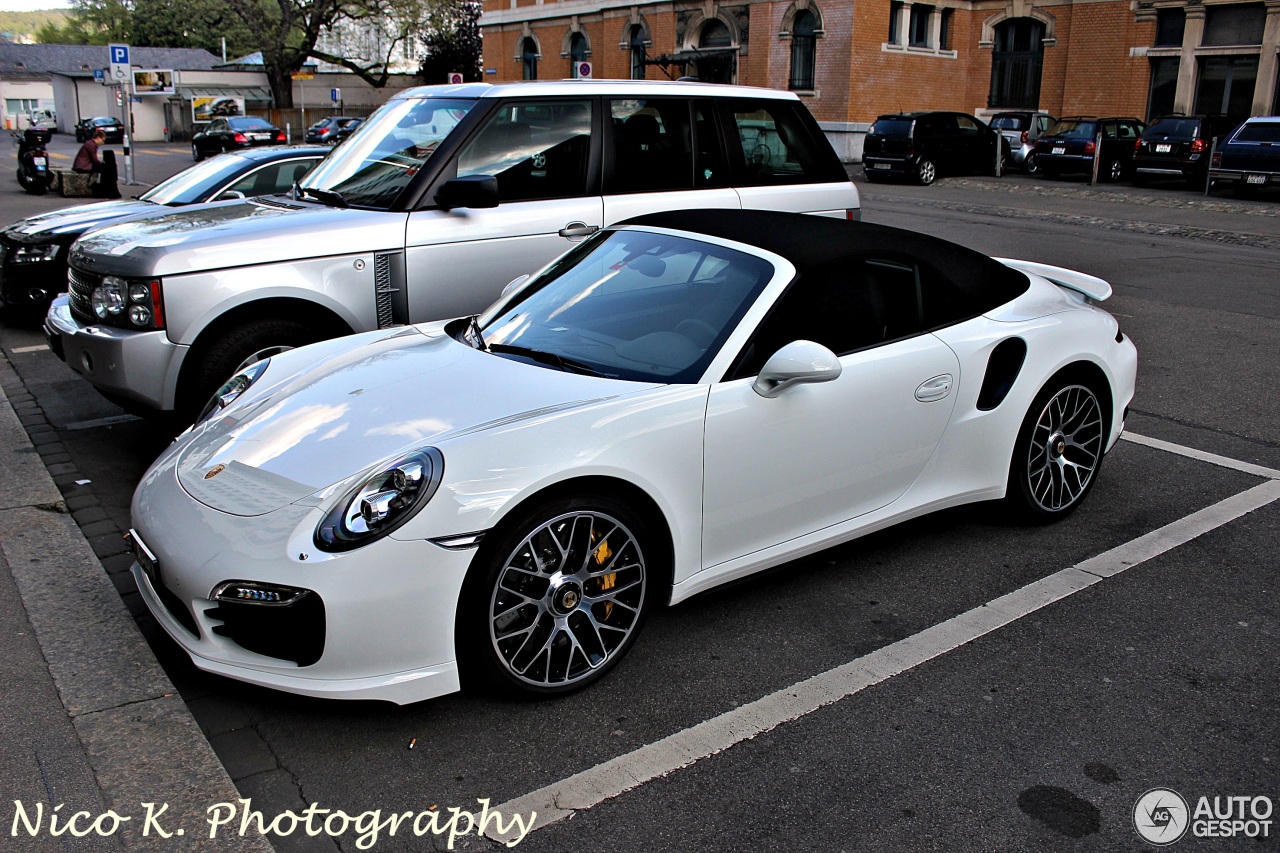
[435, 175, 499, 210]
[502, 274, 530, 297]
[752, 340, 842, 398]
[215, 190, 246, 201]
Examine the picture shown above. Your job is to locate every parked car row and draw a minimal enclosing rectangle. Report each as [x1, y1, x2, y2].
[863, 110, 1278, 196]
[5, 81, 1139, 708]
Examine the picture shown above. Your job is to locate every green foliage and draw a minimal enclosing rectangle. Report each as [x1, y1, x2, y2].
[35, 0, 132, 45]
[0, 10, 70, 42]
[131, 0, 256, 57]
[417, 0, 482, 84]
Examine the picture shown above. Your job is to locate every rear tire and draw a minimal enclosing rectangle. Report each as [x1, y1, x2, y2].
[1005, 379, 1106, 523]
[1103, 158, 1124, 183]
[915, 158, 937, 186]
[1023, 152, 1040, 175]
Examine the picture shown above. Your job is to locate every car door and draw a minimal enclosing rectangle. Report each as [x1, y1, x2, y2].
[601, 97, 739, 224]
[700, 254, 960, 569]
[955, 113, 990, 173]
[403, 97, 603, 322]
[201, 119, 225, 155]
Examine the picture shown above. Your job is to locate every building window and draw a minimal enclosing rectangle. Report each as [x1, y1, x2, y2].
[521, 38, 538, 80]
[939, 9, 953, 50]
[1154, 9, 1185, 47]
[629, 25, 647, 79]
[889, 2, 903, 43]
[1202, 4, 1265, 47]
[695, 19, 735, 84]
[909, 5, 933, 47]
[569, 32, 589, 77]
[1195, 55, 1259, 117]
[989, 18, 1045, 108]
[790, 10, 817, 90]
[1147, 56, 1179, 119]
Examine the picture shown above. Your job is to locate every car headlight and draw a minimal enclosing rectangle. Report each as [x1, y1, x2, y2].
[315, 448, 444, 552]
[91, 276, 164, 329]
[9, 243, 59, 264]
[195, 358, 270, 426]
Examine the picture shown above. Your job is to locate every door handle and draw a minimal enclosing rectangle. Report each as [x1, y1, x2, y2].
[559, 222, 599, 239]
[915, 374, 954, 402]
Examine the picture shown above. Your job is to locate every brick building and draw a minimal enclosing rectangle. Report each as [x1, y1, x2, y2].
[479, 0, 1280, 159]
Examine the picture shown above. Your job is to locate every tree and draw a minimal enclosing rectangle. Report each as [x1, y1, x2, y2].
[131, 0, 256, 59]
[309, 0, 430, 89]
[417, 0, 482, 84]
[35, 0, 131, 45]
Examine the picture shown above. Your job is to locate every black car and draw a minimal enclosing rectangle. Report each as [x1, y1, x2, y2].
[1034, 116, 1145, 182]
[1, 146, 326, 321]
[305, 116, 358, 144]
[192, 116, 287, 161]
[1133, 114, 1241, 188]
[862, 111, 1006, 185]
[330, 117, 364, 145]
[1209, 116, 1280, 196]
[74, 116, 125, 144]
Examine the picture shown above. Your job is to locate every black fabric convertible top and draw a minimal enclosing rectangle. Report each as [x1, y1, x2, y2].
[621, 209, 1029, 309]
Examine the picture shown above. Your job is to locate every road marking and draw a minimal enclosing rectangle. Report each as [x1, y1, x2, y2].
[10, 345, 48, 354]
[486, 449, 1280, 843]
[1122, 431, 1280, 480]
[63, 414, 141, 430]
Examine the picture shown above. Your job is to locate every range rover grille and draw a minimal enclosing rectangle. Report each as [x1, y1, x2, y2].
[67, 267, 100, 324]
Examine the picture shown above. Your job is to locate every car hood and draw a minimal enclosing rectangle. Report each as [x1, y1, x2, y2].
[69, 197, 402, 278]
[3, 199, 160, 242]
[174, 326, 657, 517]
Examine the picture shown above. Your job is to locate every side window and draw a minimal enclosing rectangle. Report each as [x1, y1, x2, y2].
[222, 159, 319, 198]
[732, 255, 926, 378]
[1102, 121, 1118, 140]
[955, 114, 981, 136]
[1037, 115, 1053, 133]
[724, 100, 826, 185]
[605, 98, 693, 194]
[456, 99, 592, 202]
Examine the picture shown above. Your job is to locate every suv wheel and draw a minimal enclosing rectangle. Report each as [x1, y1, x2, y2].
[915, 158, 937, 186]
[185, 318, 322, 423]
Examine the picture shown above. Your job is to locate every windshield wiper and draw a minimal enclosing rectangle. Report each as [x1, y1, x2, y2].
[298, 186, 349, 208]
[488, 343, 605, 377]
[464, 315, 487, 351]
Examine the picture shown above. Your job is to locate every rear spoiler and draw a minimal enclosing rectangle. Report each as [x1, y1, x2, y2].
[994, 258, 1112, 302]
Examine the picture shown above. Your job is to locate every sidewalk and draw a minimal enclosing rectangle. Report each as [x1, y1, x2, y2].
[0, 353, 270, 852]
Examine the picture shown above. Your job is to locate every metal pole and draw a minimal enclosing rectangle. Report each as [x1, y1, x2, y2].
[1204, 136, 1217, 196]
[1089, 130, 1103, 186]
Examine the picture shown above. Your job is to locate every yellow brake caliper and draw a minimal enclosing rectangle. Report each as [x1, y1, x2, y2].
[591, 527, 616, 619]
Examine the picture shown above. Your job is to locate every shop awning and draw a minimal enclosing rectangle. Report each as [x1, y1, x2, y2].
[176, 86, 272, 102]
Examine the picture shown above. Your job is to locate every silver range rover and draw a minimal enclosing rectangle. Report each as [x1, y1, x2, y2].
[44, 80, 860, 422]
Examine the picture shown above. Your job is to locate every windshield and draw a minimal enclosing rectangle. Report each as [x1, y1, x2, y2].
[230, 117, 275, 130]
[1234, 121, 1280, 143]
[991, 115, 1028, 131]
[478, 229, 774, 383]
[1047, 119, 1097, 139]
[299, 97, 476, 209]
[139, 155, 250, 205]
[871, 118, 913, 136]
[1145, 118, 1199, 137]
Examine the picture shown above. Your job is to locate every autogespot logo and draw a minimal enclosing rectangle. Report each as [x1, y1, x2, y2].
[1135, 788, 1190, 846]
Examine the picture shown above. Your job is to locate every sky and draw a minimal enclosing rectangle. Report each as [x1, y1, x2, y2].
[0, 1, 71, 11]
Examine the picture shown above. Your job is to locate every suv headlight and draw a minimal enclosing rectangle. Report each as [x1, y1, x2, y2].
[91, 276, 164, 329]
[315, 448, 444, 552]
[9, 243, 59, 264]
[195, 359, 270, 426]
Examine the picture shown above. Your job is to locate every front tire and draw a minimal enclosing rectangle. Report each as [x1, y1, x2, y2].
[1006, 381, 1106, 522]
[459, 494, 654, 697]
[192, 142, 203, 162]
[183, 318, 320, 424]
[915, 157, 937, 186]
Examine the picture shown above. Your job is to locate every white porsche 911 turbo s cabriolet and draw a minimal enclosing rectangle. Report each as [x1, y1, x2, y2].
[128, 210, 1137, 704]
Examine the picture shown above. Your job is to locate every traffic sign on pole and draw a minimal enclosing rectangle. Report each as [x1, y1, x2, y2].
[108, 43, 130, 82]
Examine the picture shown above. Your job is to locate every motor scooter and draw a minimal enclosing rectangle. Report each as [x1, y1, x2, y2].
[15, 125, 55, 195]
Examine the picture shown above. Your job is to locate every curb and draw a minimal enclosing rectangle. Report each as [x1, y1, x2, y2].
[0, 353, 271, 852]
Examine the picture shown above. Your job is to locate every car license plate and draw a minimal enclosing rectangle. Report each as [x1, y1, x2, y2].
[1155, 144, 1172, 153]
[872, 163, 890, 170]
[129, 529, 161, 586]
[33, 156, 46, 166]
[1246, 174, 1266, 185]
[1052, 146, 1066, 155]
[250, 133, 268, 140]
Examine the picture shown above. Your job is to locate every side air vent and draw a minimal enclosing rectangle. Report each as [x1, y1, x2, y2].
[372, 252, 408, 327]
[977, 337, 1027, 411]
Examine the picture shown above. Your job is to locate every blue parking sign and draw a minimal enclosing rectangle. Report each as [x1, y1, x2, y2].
[110, 44, 129, 64]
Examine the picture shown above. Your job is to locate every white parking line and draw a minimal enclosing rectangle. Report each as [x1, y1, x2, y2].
[1122, 431, 1280, 480]
[63, 414, 141, 430]
[486, 439, 1280, 844]
[10, 345, 48, 354]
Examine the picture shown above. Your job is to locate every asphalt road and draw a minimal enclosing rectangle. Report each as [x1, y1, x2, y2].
[1, 160, 1277, 852]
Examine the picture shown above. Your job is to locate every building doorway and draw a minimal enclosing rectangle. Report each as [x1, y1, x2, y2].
[989, 18, 1045, 108]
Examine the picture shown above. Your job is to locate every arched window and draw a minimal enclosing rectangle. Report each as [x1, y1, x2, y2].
[696, 19, 735, 84]
[521, 37, 538, 80]
[629, 24, 647, 79]
[569, 32, 589, 77]
[989, 18, 1045, 108]
[790, 10, 817, 90]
